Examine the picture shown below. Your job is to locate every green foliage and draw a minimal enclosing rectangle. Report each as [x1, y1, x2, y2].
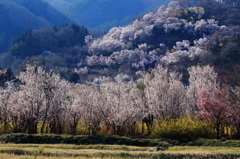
[137, 83, 146, 90]
[151, 115, 215, 142]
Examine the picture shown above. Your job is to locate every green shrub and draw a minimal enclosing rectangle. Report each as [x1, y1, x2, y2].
[151, 115, 215, 142]
[187, 138, 240, 147]
[0, 134, 166, 146]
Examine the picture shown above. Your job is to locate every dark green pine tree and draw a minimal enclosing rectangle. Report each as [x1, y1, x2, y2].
[0, 68, 16, 87]
[69, 72, 80, 83]
[5, 68, 16, 82]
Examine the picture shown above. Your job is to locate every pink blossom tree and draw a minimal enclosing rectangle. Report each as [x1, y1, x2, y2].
[187, 65, 219, 114]
[196, 87, 229, 138]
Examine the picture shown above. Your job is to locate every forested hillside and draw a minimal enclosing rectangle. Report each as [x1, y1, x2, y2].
[2, 0, 240, 81]
[0, 0, 77, 53]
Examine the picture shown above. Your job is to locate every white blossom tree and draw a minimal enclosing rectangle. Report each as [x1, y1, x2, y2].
[97, 81, 141, 135]
[143, 65, 187, 121]
[187, 65, 219, 114]
[0, 83, 15, 133]
[9, 64, 48, 133]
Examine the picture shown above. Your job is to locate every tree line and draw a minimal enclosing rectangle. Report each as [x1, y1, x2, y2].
[1, 64, 240, 139]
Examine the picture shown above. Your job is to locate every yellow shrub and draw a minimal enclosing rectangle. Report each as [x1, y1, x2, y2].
[98, 125, 113, 135]
[151, 115, 215, 141]
[0, 122, 13, 133]
[135, 122, 148, 135]
[37, 122, 50, 134]
[76, 122, 88, 135]
[0, 123, 3, 133]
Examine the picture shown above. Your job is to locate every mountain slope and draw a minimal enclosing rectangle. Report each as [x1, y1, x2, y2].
[9, 0, 77, 27]
[42, 0, 71, 12]
[2, 0, 240, 83]
[0, 0, 77, 53]
[44, 0, 172, 29]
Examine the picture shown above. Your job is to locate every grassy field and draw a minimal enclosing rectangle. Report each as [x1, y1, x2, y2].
[1, 144, 240, 159]
[1, 134, 240, 158]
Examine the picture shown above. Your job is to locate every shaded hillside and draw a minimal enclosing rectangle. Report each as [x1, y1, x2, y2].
[42, 0, 71, 12]
[44, 0, 172, 30]
[10, 0, 76, 26]
[68, 0, 145, 28]
[9, 24, 88, 58]
[0, 24, 89, 76]
[0, 0, 77, 53]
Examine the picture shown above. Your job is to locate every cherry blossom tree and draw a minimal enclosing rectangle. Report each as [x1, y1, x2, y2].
[82, 86, 104, 135]
[0, 83, 15, 133]
[195, 19, 219, 34]
[6, 64, 73, 134]
[196, 87, 229, 138]
[47, 75, 71, 134]
[228, 86, 240, 136]
[143, 65, 187, 121]
[65, 85, 86, 134]
[98, 81, 141, 135]
[15, 65, 50, 133]
[161, 38, 208, 64]
[187, 65, 219, 114]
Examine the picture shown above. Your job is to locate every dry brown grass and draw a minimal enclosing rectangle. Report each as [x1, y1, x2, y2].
[1, 144, 240, 159]
[165, 146, 240, 155]
[0, 153, 122, 159]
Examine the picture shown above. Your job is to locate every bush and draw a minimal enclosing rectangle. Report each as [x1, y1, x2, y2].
[0, 134, 166, 146]
[187, 138, 240, 147]
[151, 115, 215, 142]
